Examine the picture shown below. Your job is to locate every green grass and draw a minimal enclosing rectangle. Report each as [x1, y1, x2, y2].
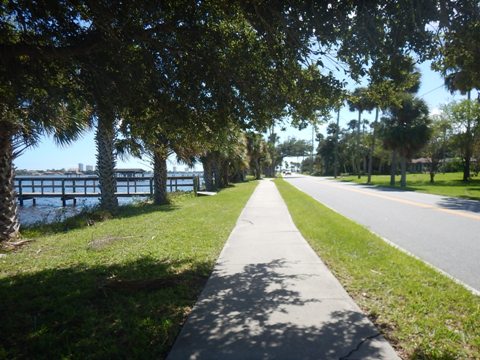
[0, 182, 257, 359]
[338, 172, 480, 200]
[275, 178, 480, 359]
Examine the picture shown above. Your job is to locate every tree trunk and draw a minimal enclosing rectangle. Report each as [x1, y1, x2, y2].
[463, 114, 472, 182]
[95, 113, 118, 212]
[430, 158, 439, 183]
[390, 150, 397, 186]
[351, 155, 356, 176]
[367, 108, 379, 184]
[0, 129, 20, 241]
[153, 146, 168, 205]
[265, 163, 275, 178]
[255, 159, 261, 180]
[201, 155, 215, 191]
[463, 153, 471, 182]
[212, 153, 224, 189]
[464, 90, 472, 182]
[400, 156, 407, 188]
[221, 160, 229, 187]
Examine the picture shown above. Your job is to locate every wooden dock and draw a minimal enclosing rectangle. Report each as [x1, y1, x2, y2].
[14, 175, 200, 206]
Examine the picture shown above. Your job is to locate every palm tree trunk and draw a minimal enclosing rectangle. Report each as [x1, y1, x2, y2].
[153, 146, 169, 205]
[351, 155, 357, 176]
[400, 156, 407, 187]
[367, 108, 379, 183]
[390, 150, 397, 186]
[213, 154, 224, 188]
[0, 130, 20, 241]
[95, 114, 118, 212]
[464, 90, 472, 181]
[255, 160, 261, 180]
[221, 160, 229, 187]
[201, 155, 214, 191]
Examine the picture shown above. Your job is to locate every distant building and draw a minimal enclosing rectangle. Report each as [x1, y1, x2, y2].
[78, 163, 84, 172]
[86, 165, 94, 171]
[409, 158, 431, 173]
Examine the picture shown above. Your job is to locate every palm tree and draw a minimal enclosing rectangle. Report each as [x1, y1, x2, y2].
[201, 152, 216, 192]
[0, 95, 89, 242]
[246, 132, 270, 180]
[218, 131, 249, 185]
[122, 113, 201, 204]
[200, 129, 249, 191]
[227, 132, 249, 183]
[443, 71, 476, 181]
[367, 107, 380, 184]
[94, 108, 119, 211]
[151, 136, 198, 205]
[380, 94, 431, 187]
[347, 88, 375, 178]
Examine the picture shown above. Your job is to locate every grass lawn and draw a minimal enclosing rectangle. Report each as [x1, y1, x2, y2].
[0, 181, 257, 359]
[339, 172, 480, 200]
[275, 178, 480, 359]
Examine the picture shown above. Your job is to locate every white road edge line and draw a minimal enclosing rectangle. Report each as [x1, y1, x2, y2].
[284, 179, 480, 297]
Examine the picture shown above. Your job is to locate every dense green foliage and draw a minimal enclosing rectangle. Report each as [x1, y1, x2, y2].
[313, 96, 480, 188]
[434, 1, 480, 94]
[1, 1, 478, 235]
[441, 100, 480, 181]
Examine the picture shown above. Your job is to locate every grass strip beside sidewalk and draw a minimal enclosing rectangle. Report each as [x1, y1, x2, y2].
[0, 181, 257, 359]
[275, 178, 480, 360]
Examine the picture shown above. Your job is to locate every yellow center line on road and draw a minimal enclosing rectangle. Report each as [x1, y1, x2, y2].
[310, 179, 480, 222]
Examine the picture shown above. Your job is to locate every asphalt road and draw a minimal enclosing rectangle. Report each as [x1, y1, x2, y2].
[283, 175, 480, 293]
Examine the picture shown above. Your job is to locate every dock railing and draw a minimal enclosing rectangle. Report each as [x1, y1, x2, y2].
[14, 175, 200, 206]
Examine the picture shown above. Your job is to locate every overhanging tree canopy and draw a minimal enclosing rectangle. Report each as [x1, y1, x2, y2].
[1, 1, 461, 241]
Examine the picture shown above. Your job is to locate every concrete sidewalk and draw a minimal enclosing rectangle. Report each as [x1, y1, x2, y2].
[167, 180, 399, 360]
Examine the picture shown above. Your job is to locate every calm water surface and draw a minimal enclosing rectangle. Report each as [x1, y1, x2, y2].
[17, 172, 203, 226]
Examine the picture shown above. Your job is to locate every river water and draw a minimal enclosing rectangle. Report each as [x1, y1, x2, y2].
[17, 172, 204, 226]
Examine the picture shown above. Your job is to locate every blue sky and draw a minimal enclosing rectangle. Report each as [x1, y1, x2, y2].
[14, 61, 477, 172]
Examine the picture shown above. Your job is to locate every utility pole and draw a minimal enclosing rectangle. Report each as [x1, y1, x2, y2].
[311, 122, 315, 174]
[333, 107, 340, 178]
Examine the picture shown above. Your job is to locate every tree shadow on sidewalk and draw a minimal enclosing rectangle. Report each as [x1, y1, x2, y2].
[170, 259, 388, 359]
